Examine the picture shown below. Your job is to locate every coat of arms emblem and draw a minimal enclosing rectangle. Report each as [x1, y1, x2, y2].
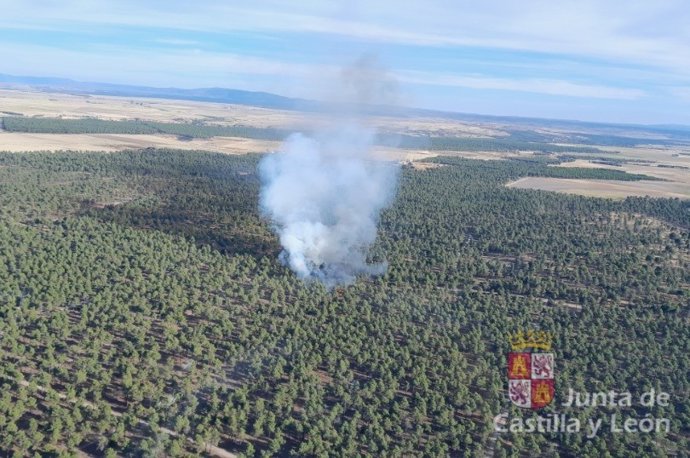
[508, 330, 555, 409]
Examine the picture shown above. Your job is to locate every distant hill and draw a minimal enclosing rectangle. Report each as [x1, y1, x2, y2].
[1, 73, 689, 144]
[0, 73, 318, 111]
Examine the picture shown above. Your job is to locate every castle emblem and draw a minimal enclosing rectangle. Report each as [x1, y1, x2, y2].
[508, 330, 555, 409]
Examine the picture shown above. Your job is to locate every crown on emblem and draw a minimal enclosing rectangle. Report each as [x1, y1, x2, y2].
[510, 330, 552, 351]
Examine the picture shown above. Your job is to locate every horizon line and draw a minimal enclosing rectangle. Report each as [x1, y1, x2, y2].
[1, 71, 689, 131]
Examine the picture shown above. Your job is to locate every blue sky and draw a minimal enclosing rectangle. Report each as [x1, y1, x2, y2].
[1, 0, 689, 124]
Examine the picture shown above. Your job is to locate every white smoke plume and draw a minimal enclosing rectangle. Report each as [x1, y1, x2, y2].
[259, 57, 400, 286]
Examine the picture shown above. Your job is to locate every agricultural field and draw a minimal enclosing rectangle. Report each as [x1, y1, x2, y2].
[3, 89, 690, 201]
[506, 146, 690, 199]
[506, 176, 690, 199]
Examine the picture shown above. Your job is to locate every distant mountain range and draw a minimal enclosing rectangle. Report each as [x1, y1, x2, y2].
[1, 73, 689, 141]
[0, 73, 318, 111]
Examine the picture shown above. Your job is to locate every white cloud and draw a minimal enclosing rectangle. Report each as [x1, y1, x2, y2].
[0, 0, 688, 122]
[1, 0, 689, 76]
[670, 87, 690, 101]
[153, 38, 202, 46]
[0, 42, 331, 89]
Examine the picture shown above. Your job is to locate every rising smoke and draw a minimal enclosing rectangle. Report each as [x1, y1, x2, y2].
[259, 57, 400, 286]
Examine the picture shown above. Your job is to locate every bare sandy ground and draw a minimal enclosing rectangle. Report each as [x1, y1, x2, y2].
[0, 88, 303, 128]
[0, 88, 502, 136]
[506, 176, 690, 199]
[553, 159, 622, 170]
[451, 150, 537, 161]
[536, 153, 690, 199]
[3, 89, 688, 198]
[556, 158, 689, 182]
[0, 131, 435, 162]
[596, 145, 690, 168]
[0, 132, 281, 154]
[554, 144, 690, 168]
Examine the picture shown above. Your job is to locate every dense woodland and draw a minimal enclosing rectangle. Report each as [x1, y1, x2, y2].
[1, 116, 603, 154]
[0, 117, 288, 141]
[0, 149, 688, 457]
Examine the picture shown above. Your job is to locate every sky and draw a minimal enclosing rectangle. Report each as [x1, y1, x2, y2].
[1, 0, 689, 125]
